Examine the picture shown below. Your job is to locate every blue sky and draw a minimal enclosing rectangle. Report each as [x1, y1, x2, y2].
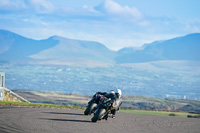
[0, 0, 200, 50]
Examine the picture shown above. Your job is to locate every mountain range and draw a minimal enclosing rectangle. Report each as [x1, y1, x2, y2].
[116, 33, 200, 63]
[0, 29, 199, 66]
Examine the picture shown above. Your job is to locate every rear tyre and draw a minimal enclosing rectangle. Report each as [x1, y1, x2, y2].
[91, 108, 106, 122]
[84, 103, 97, 115]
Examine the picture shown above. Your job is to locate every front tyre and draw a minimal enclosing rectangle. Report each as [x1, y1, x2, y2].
[84, 103, 97, 115]
[91, 108, 106, 122]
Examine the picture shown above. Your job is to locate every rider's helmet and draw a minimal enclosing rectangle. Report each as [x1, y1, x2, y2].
[110, 90, 115, 94]
[116, 89, 122, 98]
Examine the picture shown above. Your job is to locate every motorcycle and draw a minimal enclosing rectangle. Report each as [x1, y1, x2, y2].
[91, 96, 113, 122]
[84, 93, 101, 115]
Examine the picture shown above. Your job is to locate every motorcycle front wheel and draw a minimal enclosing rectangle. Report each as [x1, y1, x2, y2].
[84, 103, 97, 115]
[91, 108, 106, 122]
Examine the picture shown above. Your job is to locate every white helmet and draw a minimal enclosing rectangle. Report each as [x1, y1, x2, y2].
[117, 89, 122, 98]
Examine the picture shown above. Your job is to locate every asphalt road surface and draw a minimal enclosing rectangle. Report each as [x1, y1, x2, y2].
[0, 106, 200, 133]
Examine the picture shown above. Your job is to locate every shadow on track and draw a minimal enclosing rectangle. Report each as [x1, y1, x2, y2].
[40, 118, 92, 123]
[41, 112, 92, 123]
[43, 112, 84, 116]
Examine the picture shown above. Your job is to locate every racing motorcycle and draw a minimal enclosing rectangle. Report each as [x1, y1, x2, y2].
[91, 96, 113, 122]
[84, 93, 101, 115]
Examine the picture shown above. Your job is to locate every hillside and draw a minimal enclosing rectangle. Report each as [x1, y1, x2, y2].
[116, 33, 200, 63]
[1, 61, 199, 100]
[30, 36, 116, 67]
[1, 30, 199, 102]
[0, 30, 116, 67]
[0, 30, 58, 61]
[1, 29, 200, 66]
[3, 88, 200, 114]
[13, 90, 200, 113]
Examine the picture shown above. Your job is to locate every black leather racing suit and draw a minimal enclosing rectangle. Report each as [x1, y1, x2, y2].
[96, 92, 122, 116]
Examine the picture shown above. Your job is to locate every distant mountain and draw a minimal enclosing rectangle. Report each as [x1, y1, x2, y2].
[117, 47, 137, 55]
[0, 30, 58, 61]
[30, 36, 116, 66]
[115, 33, 200, 63]
[0, 30, 116, 66]
[0, 29, 200, 66]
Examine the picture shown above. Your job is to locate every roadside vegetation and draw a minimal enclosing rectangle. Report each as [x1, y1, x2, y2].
[119, 109, 200, 118]
[1, 101, 199, 118]
[0, 101, 84, 109]
[13, 90, 200, 114]
[2, 89, 200, 118]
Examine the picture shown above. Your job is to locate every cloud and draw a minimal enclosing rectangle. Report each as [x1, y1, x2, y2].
[186, 19, 200, 33]
[104, 0, 143, 20]
[27, 0, 55, 14]
[82, 5, 98, 13]
[0, 0, 55, 14]
[93, 0, 148, 25]
[0, 0, 27, 11]
[2, 0, 187, 51]
[0, 0, 146, 24]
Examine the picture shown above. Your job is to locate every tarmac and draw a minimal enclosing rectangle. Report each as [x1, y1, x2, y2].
[0, 106, 200, 133]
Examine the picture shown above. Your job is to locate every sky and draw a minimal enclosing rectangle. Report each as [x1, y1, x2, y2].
[0, 0, 200, 51]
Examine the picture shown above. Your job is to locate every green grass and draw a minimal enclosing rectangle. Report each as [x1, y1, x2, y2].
[119, 109, 198, 118]
[1, 101, 199, 118]
[119, 110, 200, 118]
[0, 101, 85, 109]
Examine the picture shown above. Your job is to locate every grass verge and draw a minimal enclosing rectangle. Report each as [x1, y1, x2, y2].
[0, 101, 84, 109]
[1, 101, 199, 118]
[119, 109, 199, 118]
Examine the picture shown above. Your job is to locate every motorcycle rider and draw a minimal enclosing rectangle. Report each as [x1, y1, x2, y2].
[95, 89, 122, 118]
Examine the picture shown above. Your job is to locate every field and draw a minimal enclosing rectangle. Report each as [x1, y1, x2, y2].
[0, 100, 199, 118]
[11, 90, 200, 113]
[119, 110, 199, 118]
[1, 61, 200, 100]
[2, 88, 200, 117]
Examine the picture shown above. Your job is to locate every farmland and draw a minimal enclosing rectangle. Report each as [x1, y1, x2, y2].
[1, 61, 199, 100]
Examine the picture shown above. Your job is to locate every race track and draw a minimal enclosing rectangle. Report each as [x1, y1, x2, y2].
[0, 106, 200, 133]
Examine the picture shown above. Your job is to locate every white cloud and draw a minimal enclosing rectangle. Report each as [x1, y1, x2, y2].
[186, 19, 200, 33]
[82, 5, 98, 13]
[93, 0, 148, 25]
[1, 0, 193, 51]
[28, 0, 55, 14]
[0, 0, 27, 11]
[104, 0, 143, 20]
[0, 0, 55, 14]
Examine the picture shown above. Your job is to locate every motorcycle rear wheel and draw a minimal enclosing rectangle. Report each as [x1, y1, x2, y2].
[91, 108, 106, 122]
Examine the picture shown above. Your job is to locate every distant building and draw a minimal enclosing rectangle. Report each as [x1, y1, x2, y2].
[0, 72, 5, 101]
[166, 94, 181, 99]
